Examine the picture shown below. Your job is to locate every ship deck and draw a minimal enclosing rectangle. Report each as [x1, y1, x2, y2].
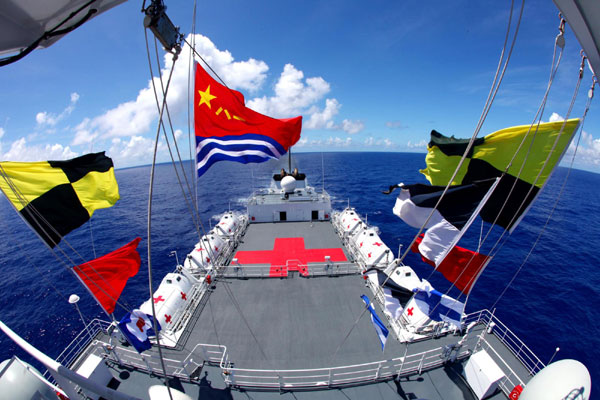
[60, 220, 539, 399]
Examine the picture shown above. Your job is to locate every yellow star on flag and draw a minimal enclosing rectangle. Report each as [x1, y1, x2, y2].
[198, 85, 217, 109]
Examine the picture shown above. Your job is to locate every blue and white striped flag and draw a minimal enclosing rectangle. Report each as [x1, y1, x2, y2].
[413, 285, 464, 328]
[361, 294, 389, 351]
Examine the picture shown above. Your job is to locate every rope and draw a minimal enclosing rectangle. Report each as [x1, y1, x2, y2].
[144, 26, 178, 400]
[433, 23, 585, 324]
[146, 35, 204, 243]
[0, 165, 136, 315]
[364, 0, 525, 333]
[490, 73, 595, 310]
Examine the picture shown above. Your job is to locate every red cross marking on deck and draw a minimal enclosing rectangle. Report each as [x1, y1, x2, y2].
[153, 296, 165, 304]
[165, 314, 172, 323]
[233, 237, 347, 277]
[407, 307, 414, 316]
[181, 291, 187, 300]
[373, 242, 382, 247]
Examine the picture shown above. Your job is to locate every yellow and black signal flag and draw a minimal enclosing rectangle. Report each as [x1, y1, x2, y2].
[0, 152, 120, 247]
[420, 119, 580, 231]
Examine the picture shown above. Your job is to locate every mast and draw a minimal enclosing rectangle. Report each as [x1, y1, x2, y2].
[288, 147, 292, 172]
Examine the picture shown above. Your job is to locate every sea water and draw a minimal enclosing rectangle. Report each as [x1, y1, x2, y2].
[0, 152, 597, 397]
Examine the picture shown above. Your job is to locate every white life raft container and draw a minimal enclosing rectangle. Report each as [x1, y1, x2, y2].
[140, 273, 194, 331]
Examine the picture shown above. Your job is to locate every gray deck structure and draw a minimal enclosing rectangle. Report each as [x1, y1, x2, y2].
[54, 217, 541, 400]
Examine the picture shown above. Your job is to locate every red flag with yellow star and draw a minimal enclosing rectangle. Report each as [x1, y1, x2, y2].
[194, 62, 302, 177]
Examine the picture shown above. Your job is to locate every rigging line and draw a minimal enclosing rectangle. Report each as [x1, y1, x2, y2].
[427, 13, 566, 293]
[144, 28, 178, 400]
[435, 41, 582, 324]
[389, 1, 526, 322]
[207, 296, 222, 347]
[89, 217, 97, 259]
[150, 36, 203, 241]
[175, 40, 223, 260]
[188, 0, 200, 223]
[0, 166, 136, 314]
[329, 300, 371, 364]
[182, 37, 248, 110]
[344, 0, 525, 340]
[151, 35, 201, 222]
[472, 0, 522, 143]
[2, 222, 69, 303]
[395, 0, 524, 270]
[490, 74, 595, 311]
[481, 15, 566, 238]
[220, 280, 270, 361]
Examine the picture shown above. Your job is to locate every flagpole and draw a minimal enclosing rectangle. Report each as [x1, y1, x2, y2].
[288, 146, 292, 172]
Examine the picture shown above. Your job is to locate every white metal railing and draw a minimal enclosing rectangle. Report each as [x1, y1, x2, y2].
[93, 339, 227, 381]
[220, 262, 360, 278]
[221, 345, 470, 389]
[463, 309, 545, 375]
[53, 319, 111, 371]
[475, 337, 527, 396]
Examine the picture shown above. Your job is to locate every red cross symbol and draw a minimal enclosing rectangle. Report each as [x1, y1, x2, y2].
[181, 291, 187, 300]
[368, 252, 372, 258]
[215, 246, 219, 251]
[220, 222, 225, 225]
[165, 314, 172, 323]
[153, 296, 165, 304]
[195, 248, 204, 252]
[234, 237, 347, 277]
[359, 242, 363, 247]
[136, 317, 146, 332]
[373, 242, 382, 247]
[347, 224, 350, 229]
[206, 257, 210, 262]
[407, 307, 414, 316]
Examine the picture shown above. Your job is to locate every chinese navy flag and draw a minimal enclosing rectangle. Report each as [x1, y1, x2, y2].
[194, 62, 302, 177]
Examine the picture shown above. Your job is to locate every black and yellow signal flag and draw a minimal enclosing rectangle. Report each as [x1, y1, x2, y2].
[420, 119, 580, 231]
[0, 152, 120, 247]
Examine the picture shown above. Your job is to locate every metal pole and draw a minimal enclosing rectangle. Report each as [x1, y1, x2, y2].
[69, 294, 93, 341]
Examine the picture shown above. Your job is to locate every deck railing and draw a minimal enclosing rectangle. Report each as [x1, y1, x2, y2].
[219, 261, 360, 278]
[221, 345, 471, 389]
[49, 311, 540, 395]
[463, 309, 545, 375]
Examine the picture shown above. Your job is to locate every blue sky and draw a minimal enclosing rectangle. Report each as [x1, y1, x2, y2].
[1, 0, 599, 172]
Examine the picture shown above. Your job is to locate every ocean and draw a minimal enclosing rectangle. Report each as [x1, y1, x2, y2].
[0, 152, 598, 397]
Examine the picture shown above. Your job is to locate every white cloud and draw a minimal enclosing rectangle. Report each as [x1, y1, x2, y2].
[36, 92, 80, 127]
[304, 99, 339, 130]
[549, 112, 564, 122]
[386, 121, 404, 129]
[364, 136, 395, 148]
[72, 34, 269, 144]
[109, 136, 158, 167]
[247, 64, 330, 118]
[325, 136, 352, 147]
[407, 139, 427, 149]
[1, 137, 77, 161]
[341, 119, 364, 135]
